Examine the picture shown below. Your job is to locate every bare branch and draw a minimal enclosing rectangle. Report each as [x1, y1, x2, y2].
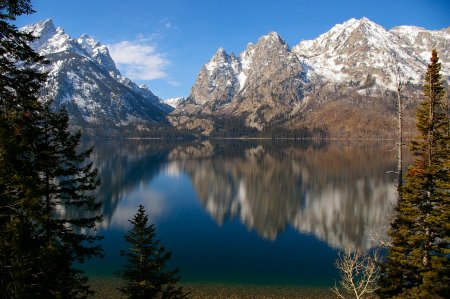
[331, 244, 381, 299]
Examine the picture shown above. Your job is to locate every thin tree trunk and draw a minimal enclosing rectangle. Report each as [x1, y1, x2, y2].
[397, 78, 403, 198]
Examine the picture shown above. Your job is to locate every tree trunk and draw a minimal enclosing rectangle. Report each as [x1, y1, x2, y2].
[397, 80, 403, 197]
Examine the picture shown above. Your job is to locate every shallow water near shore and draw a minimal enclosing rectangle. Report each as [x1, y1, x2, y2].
[80, 139, 400, 288]
[89, 277, 336, 299]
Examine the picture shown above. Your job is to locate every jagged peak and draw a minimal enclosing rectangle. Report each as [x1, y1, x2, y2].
[261, 31, 286, 44]
[327, 17, 381, 33]
[240, 43, 255, 58]
[78, 33, 93, 41]
[21, 18, 56, 38]
[296, 17, 388, 50]
[359, 17, 371, 23]
[213, 47, 228, 57]
[254, 31, 289, 52]
[265, 31, 281, 39]
[77, 33, 100, 52]
[38, 18, 56, 30]
[207, 47, 234, 65]
[340, 17, 376, 27]
[78, 33, 95, 43]
[204, 48, 232, 73]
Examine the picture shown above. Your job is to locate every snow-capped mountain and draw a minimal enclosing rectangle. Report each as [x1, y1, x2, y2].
[169, 17, 450, 136]
[293, 17, 450, 89]
[22, 19, 173, 134]
[163, 97, 186, 108]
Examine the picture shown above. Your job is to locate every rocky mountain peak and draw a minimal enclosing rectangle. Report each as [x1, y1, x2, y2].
[77, 33, 118, 75]
[170, 29, 306, 133]
[216, 47, 226, 55]
[258, 31, 289, 50]
[77, 34, 99, 52]
[23, 18, 56, 39]
[205, 47, 235, 73]
[22, 19, 68, 52]
[263, 31, 284, 42]
[189, 47, 240, 107]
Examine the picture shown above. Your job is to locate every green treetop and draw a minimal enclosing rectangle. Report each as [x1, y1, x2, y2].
[118, 205, 187, 299]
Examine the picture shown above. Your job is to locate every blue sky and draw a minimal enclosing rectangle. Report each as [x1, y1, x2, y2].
[15, 0, 450, 100]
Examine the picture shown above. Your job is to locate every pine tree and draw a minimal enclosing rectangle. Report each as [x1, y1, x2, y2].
[0, 1, 47, 297]
[377, 50, 450, 298]
[1, 1, 103, 297]
[29, 104, 103, 298]
[118, 205, 186, 299]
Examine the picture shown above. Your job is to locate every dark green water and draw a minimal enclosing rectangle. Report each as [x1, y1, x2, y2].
[81, 139, 398, 287]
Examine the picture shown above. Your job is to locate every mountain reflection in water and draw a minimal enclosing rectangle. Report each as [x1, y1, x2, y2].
[87, 139, 398, 250]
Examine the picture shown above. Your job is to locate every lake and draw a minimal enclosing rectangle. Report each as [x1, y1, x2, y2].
[81, 139, 399, 288]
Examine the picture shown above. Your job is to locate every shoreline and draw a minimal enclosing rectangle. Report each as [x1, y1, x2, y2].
[89, 277, 335, 298]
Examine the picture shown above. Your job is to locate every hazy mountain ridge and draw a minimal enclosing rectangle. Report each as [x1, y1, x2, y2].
[169, 18, 450, 137]
[22, 19, 173, 135]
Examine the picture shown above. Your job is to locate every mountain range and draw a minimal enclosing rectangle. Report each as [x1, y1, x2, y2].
[170, 17, 450, 137]
[22, 18, 450, 138]
[22, 19, 173, 136]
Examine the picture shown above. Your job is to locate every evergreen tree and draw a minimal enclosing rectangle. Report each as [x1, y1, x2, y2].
[0, 1, 103, 297]
[118, 205, 186, 299]
[1, 1, 47, 297]
[28, 104, 103, 298]
[377, 50, 450, 298]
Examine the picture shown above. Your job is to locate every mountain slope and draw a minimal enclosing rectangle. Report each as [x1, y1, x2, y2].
[22, 19, 173, 135]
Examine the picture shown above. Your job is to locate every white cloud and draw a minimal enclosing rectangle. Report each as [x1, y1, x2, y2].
[107, 39, 169, 81]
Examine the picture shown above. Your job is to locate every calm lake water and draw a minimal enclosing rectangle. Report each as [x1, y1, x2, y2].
[81, 139, 399, 287]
